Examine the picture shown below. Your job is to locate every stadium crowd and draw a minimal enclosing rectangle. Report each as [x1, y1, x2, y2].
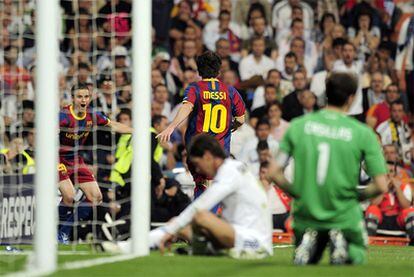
[0, 0, 413, 243]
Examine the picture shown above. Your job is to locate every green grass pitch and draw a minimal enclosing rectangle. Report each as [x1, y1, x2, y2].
[1, 245, 413, 276]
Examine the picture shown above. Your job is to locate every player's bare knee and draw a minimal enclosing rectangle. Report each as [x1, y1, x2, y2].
[192, 210, 210, 227]
[62, 195, 75, 206]
[88, 191, 102, 205]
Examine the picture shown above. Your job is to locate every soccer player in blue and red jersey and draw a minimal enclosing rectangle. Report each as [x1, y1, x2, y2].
[157, 51, 246, 197]
[58, 83, 132, 242]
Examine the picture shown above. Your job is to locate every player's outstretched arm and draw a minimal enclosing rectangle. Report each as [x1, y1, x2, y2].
[156, 102, 193, 143]
[358, 174, 388, 201]
[110, 121, 133, 134]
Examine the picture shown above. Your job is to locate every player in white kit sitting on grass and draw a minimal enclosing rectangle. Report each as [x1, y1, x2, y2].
[103, 134, 273, 259]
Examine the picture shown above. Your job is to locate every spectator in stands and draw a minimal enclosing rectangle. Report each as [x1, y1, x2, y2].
[114, 69, 129, 90]
[203, 10, 241, 57]
[153, 84, 171, 118]
[153, 52, 180, 97]
[151, 68, 165, 90]
[376, 42, 397, 84]
[243, 16, 276, 59]
[291, 89, 318, 120]
[9, 100, 34, 137]
[239, 118, 278, 165]
[97, 0, 132, 47]
[250, 84, 278, 127]
[151, 114, 175, 169]
[277, 19, 317, 76]
[239, 36, 275, 81]
[266, 100, 289, 142]
[251, 69, 286, 111]
[316, 12, 337, 46]
[117, 84, 132, 109]
[366, 83, 405, 128]
[382, 144, 412, 182]
[248, 140, 272, 177]
[0, 45, 30, 94]
[0, 136, 34, 175]
[279, 52, 297, 82]
[332, 41, 364, 117]
[277, 36, 316, 78]
[174, 146, 195, 198]
[376, 100, 412, 165]
[282, 70, 307, 121]
[272, 0, 314, 42]
[233, 1, 271, 32]
[169, 0, 202, 50]
[365, 162, 414, 246]
[215, 38, 239, 76]
[170, 39, 198, 81]
[361, 53, 392, 89]
[395, 15, 414, 116]
[348, 11, 380, 61]
[221, 69, 238, 88]
[75, 62, 92, 85]
[260, 161, 291, 232]
[362, 71, 385, 115]
[151, 175, 191, 223]
[95, 74, 118, 118]
[184, 25, 204, 55]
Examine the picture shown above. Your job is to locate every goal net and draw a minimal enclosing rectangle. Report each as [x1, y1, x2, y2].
[1, 0, 150, 274]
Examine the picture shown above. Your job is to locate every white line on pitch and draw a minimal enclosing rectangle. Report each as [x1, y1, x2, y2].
[59, 254, 138, 270]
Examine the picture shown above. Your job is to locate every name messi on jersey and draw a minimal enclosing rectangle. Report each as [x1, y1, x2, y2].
[203, 91, 227, 100]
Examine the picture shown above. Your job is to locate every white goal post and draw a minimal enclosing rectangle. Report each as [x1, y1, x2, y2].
[30, 0, 152, 273]
[32, 0, 60, 274]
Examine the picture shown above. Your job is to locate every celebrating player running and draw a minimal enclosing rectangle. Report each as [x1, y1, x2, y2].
[156, 51, 246, 196]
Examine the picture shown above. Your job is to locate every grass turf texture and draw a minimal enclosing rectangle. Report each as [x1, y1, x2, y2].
[1, 245, 413, 276]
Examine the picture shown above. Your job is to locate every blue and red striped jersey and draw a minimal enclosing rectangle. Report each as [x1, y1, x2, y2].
[59, 105, 110, 158]
[183, 78, 245, 153]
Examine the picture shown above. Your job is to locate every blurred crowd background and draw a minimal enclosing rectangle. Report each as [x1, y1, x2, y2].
[0, 0, 413, 241]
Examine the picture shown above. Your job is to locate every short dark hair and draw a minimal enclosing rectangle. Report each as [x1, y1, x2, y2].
[151, 114, 167, 127]
[71, 82, 90, 96]
[325, 72, 358, 107]
[285, 51, 297, 61]
[153, 84, 167, 92]
[386, 83, 399, 92]
[319, 12, 336, 33]
[264, 84, 277, 92]
[116, 108, 132, 121]
[255, 118, 270, 130]
[343, 41, 356, 51]
[257, 140, 269, 152]
[78, 62, 91, 71]
[290, 18, 303, 28]
[332, 37, 347, 48]
[260, 161, 269, 170]
[219, 10, 231, 19]
[390, 99, 404, 109]
[266, 100, 282, 114]
[267, 69, 281, 79]
[188, 134, 226, 159]
[251, 36, 265, 46]
[196, 51, 222, 78]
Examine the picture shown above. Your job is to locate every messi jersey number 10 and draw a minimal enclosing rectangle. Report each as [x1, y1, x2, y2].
[202, 103, 227, 134]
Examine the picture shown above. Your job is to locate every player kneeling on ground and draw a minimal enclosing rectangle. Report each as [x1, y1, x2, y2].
[103, 134, 273, 259]
[267, 72, 388, 265]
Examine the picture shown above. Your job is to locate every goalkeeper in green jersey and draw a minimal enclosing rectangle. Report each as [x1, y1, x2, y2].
[267, 72, 388, 265]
